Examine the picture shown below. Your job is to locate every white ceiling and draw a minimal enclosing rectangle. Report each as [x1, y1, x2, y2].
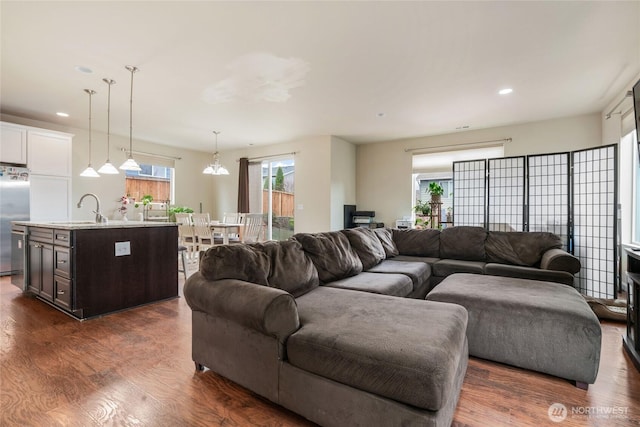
[1, 1, 639, 153]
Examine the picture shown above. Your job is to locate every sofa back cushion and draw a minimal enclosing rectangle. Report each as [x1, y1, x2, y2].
[485, 231, 562, 266]
[253, 240, 319, 297]
[200, 244, 270, 285]
[439, 226, 487, 261]
[341, 228, 386, 270]
[294, 231, 363, 282]
[373, 228, 399, 258]
[392, 228, 440, 257]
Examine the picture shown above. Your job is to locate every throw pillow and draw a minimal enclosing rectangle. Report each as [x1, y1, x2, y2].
[253, 240, 320, 297]
[485, 231, 562, 266]
[373, 227, 399, 258]
[293, 231, 363, 282]
[199, 244, 270, 285]
[341, 227, 386, 270]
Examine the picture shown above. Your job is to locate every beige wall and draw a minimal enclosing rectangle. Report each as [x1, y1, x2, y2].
[1, 113, 214, 221]
[356, 113, 603, 227]
[330, 136, 357, 230]
[216, 135, 336, 233]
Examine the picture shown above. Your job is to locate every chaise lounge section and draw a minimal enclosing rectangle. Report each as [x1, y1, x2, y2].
[185, 238, 469, 427]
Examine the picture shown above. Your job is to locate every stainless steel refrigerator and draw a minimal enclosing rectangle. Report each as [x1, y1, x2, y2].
[0, 165, 30, 279]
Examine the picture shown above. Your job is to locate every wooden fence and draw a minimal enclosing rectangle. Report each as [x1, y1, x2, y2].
[263, 190, 294, 217]
[126, 177, 170, 203]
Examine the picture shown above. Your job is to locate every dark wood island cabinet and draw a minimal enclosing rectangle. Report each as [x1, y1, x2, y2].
[14, 221, 178, 319]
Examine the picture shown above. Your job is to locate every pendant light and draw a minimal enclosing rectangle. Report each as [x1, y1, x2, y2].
[203, 131, 229, 175]
[97, 78, 119, 174]
[119, 65, 141, 171]
[80, 89, 100, 177]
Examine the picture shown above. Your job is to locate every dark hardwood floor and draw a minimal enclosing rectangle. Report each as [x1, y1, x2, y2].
[1, 273, 639, 426]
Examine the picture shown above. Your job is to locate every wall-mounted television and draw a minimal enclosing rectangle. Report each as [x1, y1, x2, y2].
[634, 78, 640, 161]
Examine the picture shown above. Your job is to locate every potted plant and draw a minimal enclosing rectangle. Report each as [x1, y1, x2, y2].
[428, 182, 444, 204]
[168, 205, 194, 222]
[413, 200, 431, 216]
[413, 200, 431, 228]
[134, 195, 154, 220]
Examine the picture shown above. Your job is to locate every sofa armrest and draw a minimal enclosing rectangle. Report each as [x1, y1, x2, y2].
[184, 272, 300, 341]
[540, 248, 581, 274]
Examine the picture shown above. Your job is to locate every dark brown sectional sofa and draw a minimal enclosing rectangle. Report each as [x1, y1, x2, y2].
[183, 226, 583, 426]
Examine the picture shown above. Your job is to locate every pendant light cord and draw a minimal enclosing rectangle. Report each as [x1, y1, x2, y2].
[126, 65, 139, 158]
[88, 91, 92, 159]
[102, 78, 115, 161]
[84, 89, 96, 160]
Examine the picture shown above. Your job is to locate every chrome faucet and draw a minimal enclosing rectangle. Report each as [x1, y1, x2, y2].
[77, 193, 107, 223]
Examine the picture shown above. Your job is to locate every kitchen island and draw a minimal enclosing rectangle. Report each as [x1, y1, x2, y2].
[13, 220, 178, 320]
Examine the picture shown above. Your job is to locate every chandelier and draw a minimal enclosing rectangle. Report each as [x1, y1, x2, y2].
[203, 131, 229, 175]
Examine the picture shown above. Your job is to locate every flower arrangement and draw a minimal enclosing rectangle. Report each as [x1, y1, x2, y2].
[117, 195, 130, 215]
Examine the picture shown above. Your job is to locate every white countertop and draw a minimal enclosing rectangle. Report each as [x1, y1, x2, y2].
[13, 220, 177, 230]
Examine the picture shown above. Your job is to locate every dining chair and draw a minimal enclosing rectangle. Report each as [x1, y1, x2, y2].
[177, 224, 197, 259]
[192, 213, 215, 251]
[174, 212, 192, 225]
[222, 212, 245, 241]
[175, 213, 197, 259]
[242, 213, 265, 243]
[223, 212, 241, 224]
[178, 245, 189, 281]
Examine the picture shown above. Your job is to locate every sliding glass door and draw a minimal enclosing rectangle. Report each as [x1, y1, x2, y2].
[249, 158, 295, 240]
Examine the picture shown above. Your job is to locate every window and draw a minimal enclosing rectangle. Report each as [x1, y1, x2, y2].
[125, 163, 174, 204]
[411, 145, 504, 228]
[413, 175, 453, 224]
[137, 164, 171, 179]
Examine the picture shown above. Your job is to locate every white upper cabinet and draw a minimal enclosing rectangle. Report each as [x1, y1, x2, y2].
[27, 129, 72, 176]
[1, 121, 73, 221]
[0, 122, 27, 165]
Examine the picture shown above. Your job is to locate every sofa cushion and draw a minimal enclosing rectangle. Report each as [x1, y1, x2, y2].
[341, 228, 386, 270]
[294, 232, 363, 282]
[432, 259, 485, 277]
[323, 271, 413, 297]
[199, 244, 270, 285]
[439, 226, 487, 261]
[485, 231, 562, 266]
[253, 240, 319, 297]
[289, 287, 468, 411]
[373, 228, 399, 258]
[392, 228, 440, 257]
[367, 259, 431, 289]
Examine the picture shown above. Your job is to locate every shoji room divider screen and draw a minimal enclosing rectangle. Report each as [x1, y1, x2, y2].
[452, 144, 618, 299]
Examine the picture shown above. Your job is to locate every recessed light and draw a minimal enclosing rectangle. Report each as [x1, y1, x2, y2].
[75, 66, 93, 74]
[56, 112, 69, 117]
[499, 88, 513, 95]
